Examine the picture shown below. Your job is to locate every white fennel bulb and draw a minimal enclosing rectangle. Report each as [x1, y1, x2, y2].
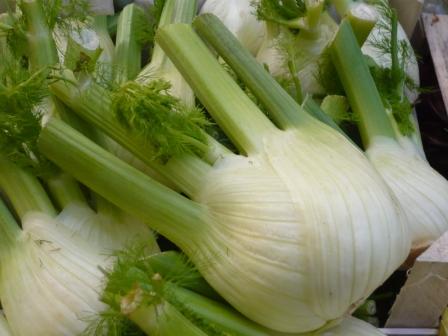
[200, 0, 266, 55]
[0, 210, 107, 336]
[366, 136, 448, 249]
[56, 201, 159, 253]
[189, 125, 410, 332]
[0, 314, 11, 336]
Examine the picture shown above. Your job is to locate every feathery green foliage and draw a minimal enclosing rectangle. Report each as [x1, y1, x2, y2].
[0, 53, 55, 176]
[365, 0, 416, 135]
[111, 79, 210, 162]
[255, 0, 306, 25]
[41, 0, 90, 30]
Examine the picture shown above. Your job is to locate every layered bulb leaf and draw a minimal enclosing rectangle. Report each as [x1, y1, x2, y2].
[0, 211, 107, 336]
[0, 196, 158, 335]
[366, 136, 448, 250]
[57, 201, 159, 253]
[188, 121, 410, 332]
[200, 0, 266, 55]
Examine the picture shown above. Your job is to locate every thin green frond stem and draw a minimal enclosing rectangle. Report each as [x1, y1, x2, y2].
[114, 4, 146, 83]
[0, 159, 56, 218]
[288, 59, 303, 104]
[129, 301, 209, 336]
[156, 23, 277, 155]
[45, 173, 87, 210]
[329, 0, 377, 45]
[49, 75, 211, 196]
[389, 9, 404, 100]
[38, 118, 209, 251]
[0, 198, 21, 250]
[305, 0, 324, 29]
[193, 14, 314, 130]
[19, 0, 58, 71]
[330, 20, 397, 146]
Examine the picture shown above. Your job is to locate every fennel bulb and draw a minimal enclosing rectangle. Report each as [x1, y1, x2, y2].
[0, 206, 106, 336]
[366, 137, 448, 249]
[56, 201, 159, 253]
[200, 0, 266, 55]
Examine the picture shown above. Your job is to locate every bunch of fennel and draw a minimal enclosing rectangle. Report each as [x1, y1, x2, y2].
[40, 1, 410, 333]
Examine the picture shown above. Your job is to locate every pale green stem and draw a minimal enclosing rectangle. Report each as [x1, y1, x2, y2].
[0, 198, 21, 251]
[38, 118, 209, 250]
[193, 14, 314, 129]
[114, 4, 146, 83]
[129, 301, 209, 336]
[330, 20, 397, 147]
[0, 159, 56, 218]
[20, 0, 89, 207]
[156, 24, 276, 155]
[19, 0, 58, 71]
[93, 16, 115, 64]
[305, 0, 325, 29]
[45, 173, 86, 210]
[329, 0, 377, 45]
[138, 0, 197, 79]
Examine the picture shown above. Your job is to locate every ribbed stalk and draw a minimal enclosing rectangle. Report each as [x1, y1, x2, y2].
[129, 301, 209, 336]
[19, 0, 57, 70]
[0, 199, 21, 251]
[156, 24, 276, 155]
[38, 118, 208, 250]
[330, 20, 397, 147]
[329, 0, 377, 45]
[0, 159, 56, 218]
[114, 4, 146, 83]
[305, 0, 325, 29]
[93, 16, 115, 62]
[193, 14, 313, 130]
[139, 0, 197, 79]
[45, 173, 86, 210]
[49, 75, 211, 197]
[20, 0, 89, 207]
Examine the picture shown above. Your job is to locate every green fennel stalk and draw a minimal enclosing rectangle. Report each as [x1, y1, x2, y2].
[330, 19, 396, 146]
